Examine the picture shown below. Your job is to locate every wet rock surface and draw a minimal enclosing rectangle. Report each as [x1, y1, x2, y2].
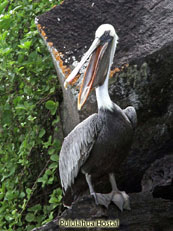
[35, 0, 173, 230]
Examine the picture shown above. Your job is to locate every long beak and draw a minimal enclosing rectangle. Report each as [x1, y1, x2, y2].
[64, 38, 100, 88]
[64, 37, 111, 110]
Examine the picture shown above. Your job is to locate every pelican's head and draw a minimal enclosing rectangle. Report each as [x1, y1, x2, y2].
[95, 24, 117, 42]
[64, 24, 118, 110]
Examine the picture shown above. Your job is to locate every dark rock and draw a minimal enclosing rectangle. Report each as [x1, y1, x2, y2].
[36, 0, 173, 68]
[141, 155, 173, 200]
[35, 0, 173, 230]
[32, 193, 173, 231]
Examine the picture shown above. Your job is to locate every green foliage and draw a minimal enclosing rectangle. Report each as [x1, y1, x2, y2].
[0, 0, 63, 230]
[45, 100, 59, 116]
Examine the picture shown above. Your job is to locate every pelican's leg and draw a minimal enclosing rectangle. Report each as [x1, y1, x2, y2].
[109, 173, 130, 211]
[85, 173, 112, 208]
[85, 173, 99, 204]
[109, 173, 118, 191]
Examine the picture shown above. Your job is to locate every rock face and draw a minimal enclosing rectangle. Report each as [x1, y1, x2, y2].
[141, 155, 173, 200]
[32, 193, 173, 231]
[35, 0, 173, 230]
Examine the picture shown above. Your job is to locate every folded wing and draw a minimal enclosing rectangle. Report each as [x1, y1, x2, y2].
[59, 113, 102, 193]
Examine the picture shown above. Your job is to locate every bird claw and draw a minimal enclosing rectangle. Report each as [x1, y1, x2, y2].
[95, 192, 112, 208]
[87, 173, 130, 210]
[112, 191, 131, 211]
[90, 191, 130, 211]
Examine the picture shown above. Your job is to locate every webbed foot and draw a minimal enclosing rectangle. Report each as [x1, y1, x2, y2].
[85, 172, 130, 211]
[112, 190, 130, 211]
[109, 173, 131, 211]
[94, 192, 112, 208]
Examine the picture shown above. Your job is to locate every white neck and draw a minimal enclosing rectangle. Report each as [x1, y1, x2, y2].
[95, 76, 113, 111]
[95, 36, 117, 111]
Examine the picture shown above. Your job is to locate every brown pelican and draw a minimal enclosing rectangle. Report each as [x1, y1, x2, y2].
[59, 24, 137, 210]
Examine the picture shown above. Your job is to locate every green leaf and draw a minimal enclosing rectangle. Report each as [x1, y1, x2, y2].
[28, 204, 42, 212]
[0, 47, 12, 55]
[45, 169, 52, 176]
[49, 162, 58, 169]
[38, 174, 48, 187]
[15, 104, 27, 111]
[52, 116, 60, 126]
[50, 154, 59, 162]
[19, 192, 25, 198]
[5, 191, 13, 200]
[25, 213, 35, 223]
[39, 128, 46, 138]
[13, 96, 23, 106]
[28, 115, 36, 121]
[48, 176, 54, 184]
[0, 1, 8, 14]
[26, 188, 32, 198]
[48, 148, 55, 155]
[5, 214, 14, 222]
[49, 86, 55, 93]
[49, 197, 59, 204]
[18, 40, 32, 50]
[45, 100, 55, 110]
[45, 100, 58, 115]
[43, 135, 52, 148]
[2, 110, 13, 125]
[0, 14, 12, 30]
[49, 188, 62, 204]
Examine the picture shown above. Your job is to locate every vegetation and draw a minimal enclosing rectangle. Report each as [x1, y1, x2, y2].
[0, 0, 63, 230]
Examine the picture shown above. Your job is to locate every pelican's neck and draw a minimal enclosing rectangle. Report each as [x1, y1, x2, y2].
[95, 36, 117, 111]
[95, 75, 114, 111]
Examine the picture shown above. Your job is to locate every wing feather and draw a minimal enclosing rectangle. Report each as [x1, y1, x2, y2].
[123, 106, 137, 129]
[59, 113, 102, 193]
